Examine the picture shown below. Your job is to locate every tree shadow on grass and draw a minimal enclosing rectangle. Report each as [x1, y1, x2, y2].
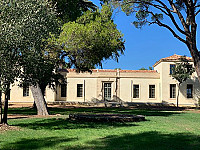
[8, 107, 37, 115]
[1, 136, 76, 150]
[13, 118, 138, 130]
[49, 107, 182, 117]
[8, 107, 183, 117]
[64, 131, 200, 150]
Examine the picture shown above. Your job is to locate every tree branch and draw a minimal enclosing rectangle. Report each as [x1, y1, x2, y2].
[123, 0, 189, 36]
[167, 0, 190, 34]
[147, 11, 187, 44]
[195, 9, 200, 16]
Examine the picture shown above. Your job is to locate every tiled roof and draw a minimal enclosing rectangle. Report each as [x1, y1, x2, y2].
[66, 69, 157, 73]
[153, 54, 193, 67]
[162, 54, 192, 61]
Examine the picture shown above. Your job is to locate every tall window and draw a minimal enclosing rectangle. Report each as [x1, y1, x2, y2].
[23, 84, 29, 97]
[170, 84, 176, 98]
[133, 85, 139, 98]
[61, 84, 66, 97]
[170, 64, 175, 74]
[104, 83, 111, 100]
[77, 84, 83, 97]
[187, 84, 193, 98]
[149, 85, 155, 98]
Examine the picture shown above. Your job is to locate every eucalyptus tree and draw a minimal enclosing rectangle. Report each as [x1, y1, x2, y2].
[102, 0, 200, 81]
[171, 57, 195, 107]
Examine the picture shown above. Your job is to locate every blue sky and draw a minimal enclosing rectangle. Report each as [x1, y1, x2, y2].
[91, 0, 200, 70]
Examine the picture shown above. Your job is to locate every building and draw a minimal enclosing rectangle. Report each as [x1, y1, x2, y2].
[6, 54, 200, 106]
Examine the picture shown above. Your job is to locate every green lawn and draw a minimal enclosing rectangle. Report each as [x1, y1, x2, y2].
[1, 107, 200, 150]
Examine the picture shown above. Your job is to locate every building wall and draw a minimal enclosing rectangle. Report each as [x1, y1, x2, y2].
[154, 61, 199, 106]
[119, 77, 160, 103]
[58, 71, 160, 103]
[7, 81, 55, 103]
[4, 59, 200, 106]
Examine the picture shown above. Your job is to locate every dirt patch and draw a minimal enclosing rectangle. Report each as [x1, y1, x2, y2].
[0, 124, 20, 133]
[8, 114, 64, 120]
[184, 109, 200, 113]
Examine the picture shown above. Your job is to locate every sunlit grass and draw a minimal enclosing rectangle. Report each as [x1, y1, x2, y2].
[1, 107, 200, 150]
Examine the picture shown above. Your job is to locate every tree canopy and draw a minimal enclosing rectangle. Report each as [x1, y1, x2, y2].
[57, 4, 125, 71]
[171, 57, 195, 84]
[49, 0, 96, 23]
[171, 56, 195, 107]
[0, 0, 59, 117]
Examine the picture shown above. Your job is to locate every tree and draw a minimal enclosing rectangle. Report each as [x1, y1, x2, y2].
[139, 67, 153, 70]
[49, 0, 96, 23]
[139, 67, 148, 70]
[0, 50, 21, 124]
[19, 0, 98, 115]
[171, 57, 194, 107]
[0, 1, 23, 124]
[1, 1, 124, 117]
[0, 0, 59, 116]
[102, 0, 200, 82]
[57, 4, 125, 71]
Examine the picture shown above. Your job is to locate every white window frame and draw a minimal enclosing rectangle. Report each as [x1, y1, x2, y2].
[149, 84, 156, 99]
[103, 82, 112, 101]
[133, 84, 140, 99]
[77, 84, 83, 97]
[170, 84, 176, 99]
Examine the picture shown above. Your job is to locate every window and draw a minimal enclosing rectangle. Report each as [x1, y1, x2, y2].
[149, 85, 155, 98]
[170, 64, 175, 74]
[104, 83, 111, 100]
[133, 85, 139, 98]
[23, 84, 29, 97]
[170, 84, 176, 98]
[77, 84, 83, 97]
[61, 84, 66, 97]
[187, 84, 193, 98]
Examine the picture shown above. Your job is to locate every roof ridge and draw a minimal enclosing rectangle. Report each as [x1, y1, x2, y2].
[153, 54, 193, 67]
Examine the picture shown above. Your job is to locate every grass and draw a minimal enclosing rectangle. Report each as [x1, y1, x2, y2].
[0, 107, 200, 150]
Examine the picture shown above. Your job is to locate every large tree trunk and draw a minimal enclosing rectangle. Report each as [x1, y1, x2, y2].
[30, 83, 49, 116]
[2, 84, 10, 124]
[186, 15, 200, 81]
[188, 49, 200, 82]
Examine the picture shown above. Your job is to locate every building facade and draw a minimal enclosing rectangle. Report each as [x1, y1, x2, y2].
[6, 54, 200, 106]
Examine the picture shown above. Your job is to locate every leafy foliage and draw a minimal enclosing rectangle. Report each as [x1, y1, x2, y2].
[49, 0, 96, 23]
[57, 4, 125, 71]
[171, 57, 195, 84]
[0, 0, 62, 92]
[139, 66, 153, 70]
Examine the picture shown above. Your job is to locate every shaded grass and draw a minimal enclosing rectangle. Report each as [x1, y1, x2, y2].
[1, 137, 76, 150]
[12, 118, 137, 130]
[67, 132, 200, 150]
[1, 107, 200, 150]
[8, 106, 182, 116]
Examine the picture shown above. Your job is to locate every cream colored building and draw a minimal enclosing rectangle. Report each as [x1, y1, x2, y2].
[6, 54, 200, 106]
